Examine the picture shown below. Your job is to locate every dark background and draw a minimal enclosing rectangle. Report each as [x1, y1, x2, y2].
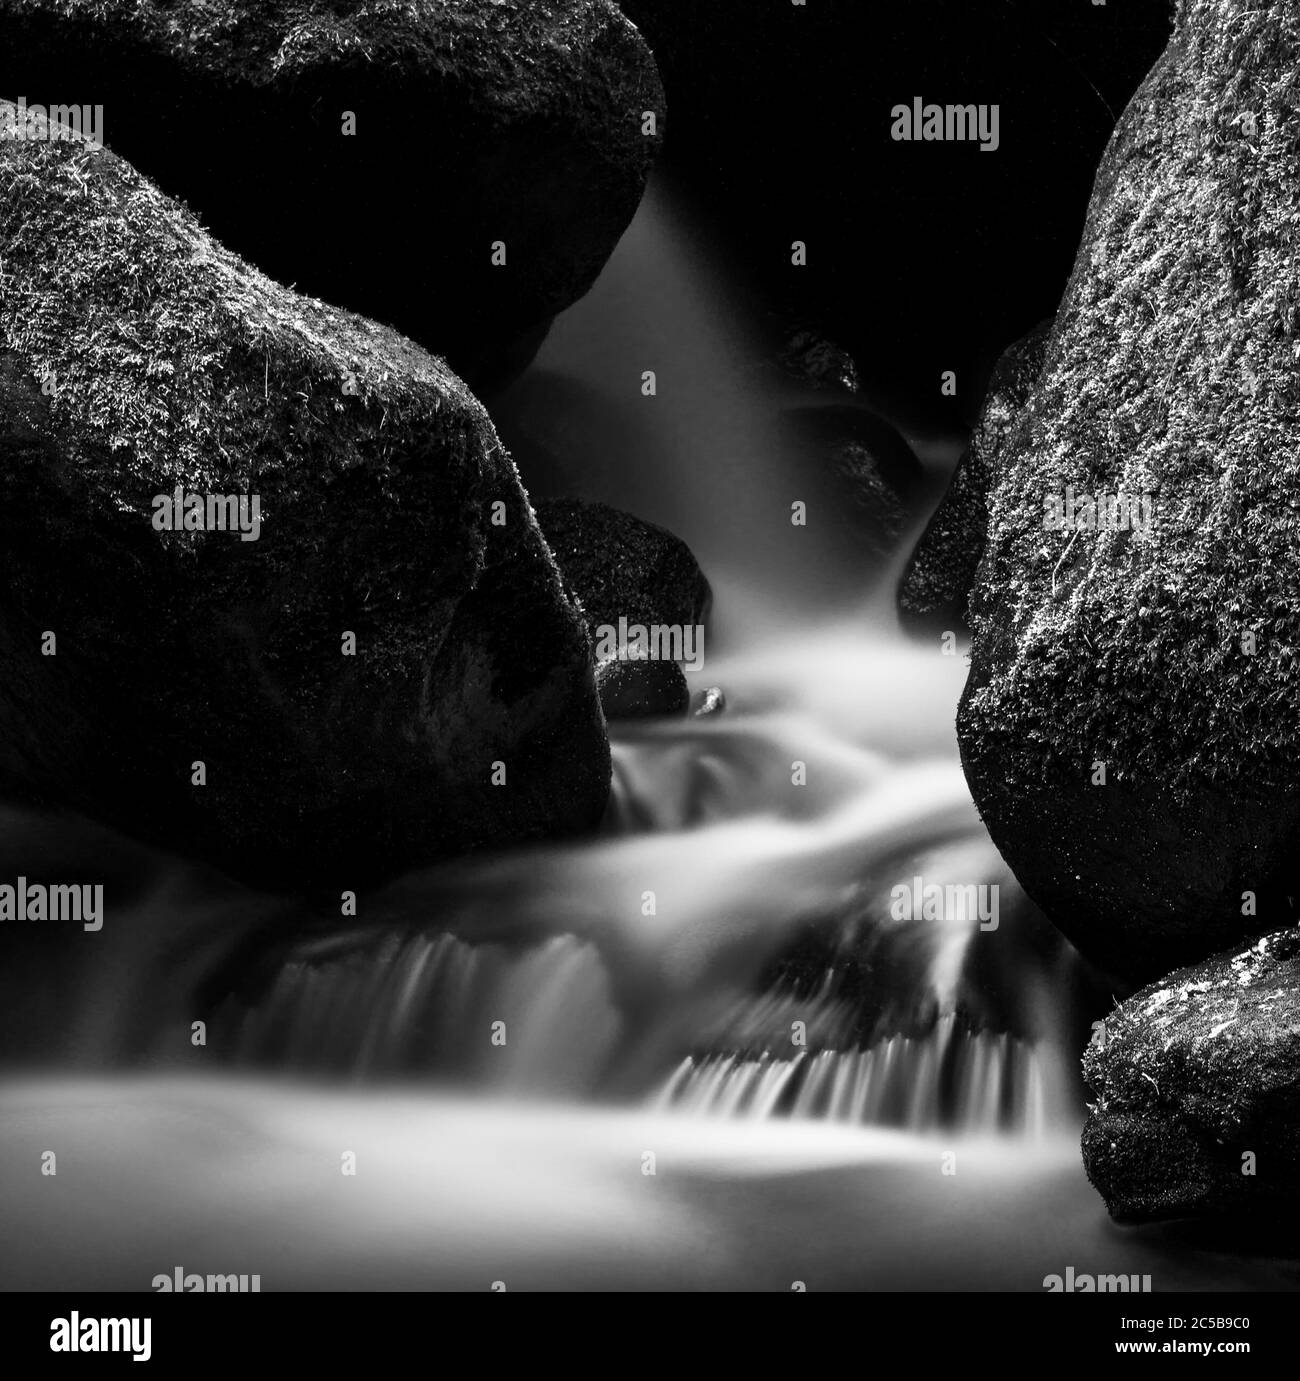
[619, 0, 1175, 422]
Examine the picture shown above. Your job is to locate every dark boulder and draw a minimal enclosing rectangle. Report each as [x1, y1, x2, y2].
[0, 0, 664, 387]
[777, 329, 861, 395]
[595, 659, 689, 721]
[779, 406, 923, 560]
[957, 0, 1300, 983]
[533, 498, 711, 636]
[0, 110, 609, 889]
[898, 319, 1053, 633]
[1083, 926, 1300, 1223]
[534, 498, 707, 723]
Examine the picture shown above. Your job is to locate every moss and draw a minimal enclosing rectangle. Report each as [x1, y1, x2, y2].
[534, 498, 711, 639]
[963, 0, 1300, 797]
[1, 119, 481, 504]
[0, 0, 665, 382]
[1082, 926, 1300, 1220]
[3, 0, 651, 107]
[0, 112, 609, 885]
[898, 319, 1053, 630]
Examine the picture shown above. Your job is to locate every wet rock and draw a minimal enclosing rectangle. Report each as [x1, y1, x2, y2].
[779, 406, 923, 558]
[0, 111, 609, 889]
[778, 329, 861, 394]
[533, 498, 711, 636]
[0, 0, 664, 387]
[898, 319, 1053, 633]
[1082, 927, 1300, 1223]
[538, 497, 707, 723]
[595, 659, 689, 720]
[957, 0, 1300, 983]
[691, 687, 727, 718]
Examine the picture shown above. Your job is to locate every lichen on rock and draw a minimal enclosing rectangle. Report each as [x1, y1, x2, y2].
[898, 319, 1052, 633]
[1083, 925, 1300, 1223]
[0, 0, 665, 384]
[957, 0, 1300, 982]
[0, 110, 610, 888]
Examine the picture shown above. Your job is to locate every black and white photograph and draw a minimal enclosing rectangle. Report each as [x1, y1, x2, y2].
[0, 0, 1297, 1346]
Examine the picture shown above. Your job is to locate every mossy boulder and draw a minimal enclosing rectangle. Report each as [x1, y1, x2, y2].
[0, 108, 609, 889]
[0, 0, 664, 386]
[534, 499, 707, 724]
[534, 498, 711, 637]
[957, 0, 1300, 983]
[898, 319, 1052, 634]
[1083, 926, 1300, 1223]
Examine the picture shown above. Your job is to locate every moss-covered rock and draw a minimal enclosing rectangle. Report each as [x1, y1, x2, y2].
[0, 108, 609, 889]
[534, 498, 710, 637]
[534, 499, 706, 723]
[898, 320, 1052, 634]
[957, 0, 1300, 983]
[1083, 926, 1300, 1223]
[0, 0, 664, 386]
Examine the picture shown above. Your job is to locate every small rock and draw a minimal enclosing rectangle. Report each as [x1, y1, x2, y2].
[534, 498, 711, 635]
[596, 660, 689, 720]
[692, 687, 727, 718]
[779, 406, 923, 557]
[778, 329, 861, 394]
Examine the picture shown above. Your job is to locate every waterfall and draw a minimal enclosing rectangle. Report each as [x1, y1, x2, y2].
[207, 641, 1092, 1132]
[0, 168, 1147, 1301]
[654, 1021, 1059, 1138]
[199, 172, 1099, 1129]
[2, 176, 1103, 1144]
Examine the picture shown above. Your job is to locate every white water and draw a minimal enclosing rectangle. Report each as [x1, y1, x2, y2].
[656, 1020, 1055, 1138]
[216, 701, 1055, 1120]
[0, 176, 1127, 1293]
[3, 1076, 1289, 1292]
[205, 178, 1085, 1136]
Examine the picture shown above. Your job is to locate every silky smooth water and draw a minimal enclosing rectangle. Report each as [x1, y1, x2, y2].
[1, 175, 1285, 1291]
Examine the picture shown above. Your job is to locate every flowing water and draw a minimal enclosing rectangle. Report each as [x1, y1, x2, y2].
[2, 175, 1291, 1291]
[210, 176, 1094, 1130]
